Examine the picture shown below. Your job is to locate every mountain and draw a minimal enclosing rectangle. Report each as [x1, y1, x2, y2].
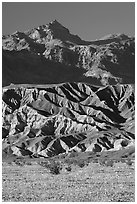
[2, 20, 135, 87]
[2, 20, 135, 158]
[2, 82, 134, 157]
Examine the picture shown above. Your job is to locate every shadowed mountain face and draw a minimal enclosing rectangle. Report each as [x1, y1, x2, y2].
[2, 20, 135, 87]
[2, 82, 135, 157]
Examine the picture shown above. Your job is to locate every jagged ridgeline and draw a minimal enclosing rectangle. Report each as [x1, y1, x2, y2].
[2, 20, 135, 86]
[2, 82, 135, 157]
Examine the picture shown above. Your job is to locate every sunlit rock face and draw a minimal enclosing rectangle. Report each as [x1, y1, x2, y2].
[2, 82, 135, 157]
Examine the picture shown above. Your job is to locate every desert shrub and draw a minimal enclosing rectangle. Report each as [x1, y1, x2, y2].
[64, 158, 70, 164]
[65, 165, 72, 172]
[76, 160, 85, 168]
[105, 160, 114, 167]
[13, 158, 26, 166]
[95, 153, 101, 157]
[126, 159, 133, 166]
[120, 158, 126, 163]
[48, 161, 62, 175]
[38, 160, 51, 168]
[85, 160, 90, 166]
[7, 161, 12, 165]
[99, 159, 114, 167]
[38, 159, 62, 174]
[25, 161, 32, 165]
[92, 159, 98, 163]
[64, 158, 77, 165]
[99, 158, 106, 166]
[121, 154, 128, 158]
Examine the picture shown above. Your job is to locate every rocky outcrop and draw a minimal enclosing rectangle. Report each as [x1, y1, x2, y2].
[2, 82, 135, 157]
[2, 20, 135, 86]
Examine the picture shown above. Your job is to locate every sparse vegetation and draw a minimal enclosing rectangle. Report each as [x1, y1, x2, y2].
[13, 158, 26, 166]
[76, 160, 85, 168]
[2, 158, 135, 202]
[105, 160, 114, 167]
[48, 161, 62, 175]
[38, 160, 50, 168]
[25, 161, 32, 165]
[38, 160, 62, 174]
[65, 165, 72, 172]
[2, 147, 135, 201]
[12, 158, 33, 166]
[126, 159, 133, 166]
[99, 159, 114, 167]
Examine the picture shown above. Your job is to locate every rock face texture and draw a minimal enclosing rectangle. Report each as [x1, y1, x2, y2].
[3, 20, 135, 87]
[2, 83, 135, 157]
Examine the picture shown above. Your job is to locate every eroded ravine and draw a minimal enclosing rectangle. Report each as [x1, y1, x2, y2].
[2, 82, 135, 157]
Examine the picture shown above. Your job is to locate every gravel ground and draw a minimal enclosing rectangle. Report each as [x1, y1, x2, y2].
[2, 161, 135, 202]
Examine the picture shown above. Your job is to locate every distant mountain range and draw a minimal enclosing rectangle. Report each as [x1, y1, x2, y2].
[2, 20, 135, 87]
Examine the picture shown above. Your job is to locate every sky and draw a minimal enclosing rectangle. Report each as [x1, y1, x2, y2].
[2, 2, 135, 41]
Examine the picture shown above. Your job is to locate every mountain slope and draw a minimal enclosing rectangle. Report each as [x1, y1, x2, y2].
[2, 82, 135, 157]
[2, 20, 135, 86]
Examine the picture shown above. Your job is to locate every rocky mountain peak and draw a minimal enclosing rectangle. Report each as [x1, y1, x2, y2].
[35, 19, 69, 32]
[2, 20, 135, 87]
[45, 19, 70, 35]
[16, 19, 82, 44]
[48, 19, 66, 28]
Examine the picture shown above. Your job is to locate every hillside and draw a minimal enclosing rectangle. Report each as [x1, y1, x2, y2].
[2, 82, 135, 158]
